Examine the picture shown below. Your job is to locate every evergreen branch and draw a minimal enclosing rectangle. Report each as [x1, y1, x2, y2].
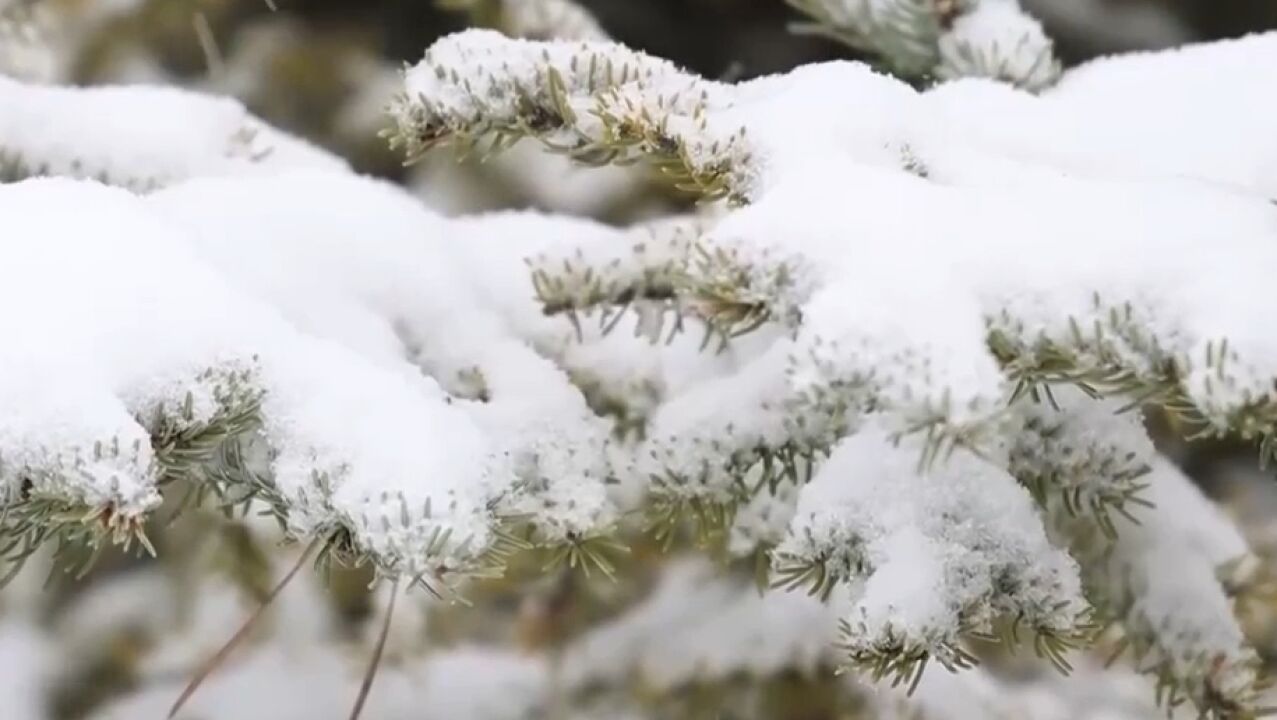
[838, 610, 1095, 693]
[530, 223, 799, 351]
[0, 145, 164, 192]
[437, 0, 610, 41]
[836, 619, 978, 692]
[0, 491, 154, 584]
[539, 531, 630, 580]
[646, 492, 740, 552]
[770, 545, 864, 602]
[1098, 604, 1269, 719]
[783, 0, 1061, 91]
[989, 297, 1277, 468]
[1059, 457, 1268, 718]
[387, 31, 755, 203]
[0, 365, 270, 581]
[562, 359, 662, 440]
[0, 0, 46, 80]
[785, 0, 951, 78]
[1009, 387, 1158, 541]
[145, 366, 267, 494]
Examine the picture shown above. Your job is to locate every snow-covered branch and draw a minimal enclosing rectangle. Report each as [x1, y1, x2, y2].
[438, 0, 610, 42]
[5, 21, 1277, 720]
[388, 30, 754, 202]
[785, 0, 1062, 90]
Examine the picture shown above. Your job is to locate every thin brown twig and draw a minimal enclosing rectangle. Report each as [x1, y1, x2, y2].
[349, 578, 400, 720]
[168, 537, 320, 719]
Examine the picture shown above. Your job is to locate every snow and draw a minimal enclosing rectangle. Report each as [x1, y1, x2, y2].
[5, 20, 1277, 719]
[94, 644, 548, 720]
[778, 420, 1088, 662]
[0, 76, 346, 191]
[564, 558, 839, 689]
[0, 178, 266, 518]
[1009, 386, 1157, 516]
[412, 138, 645, 217]
[0, 619, 52, 720]
[393, 30, 1277, 464]
[393, 29, 750, 199]
[886, 661, 1173, 720]
[0, 174, 610, 576]
[1071, 456, 1259, 709]
[927, 32, 1277, 197]
[936, 0, 1060, 90]
[398, 29, 717, 143]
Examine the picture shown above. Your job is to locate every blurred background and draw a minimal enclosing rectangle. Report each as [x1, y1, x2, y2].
[4, 1, 1277, 719]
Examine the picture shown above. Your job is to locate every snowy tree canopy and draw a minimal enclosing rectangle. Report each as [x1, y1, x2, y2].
[3, 1, 1277, 718]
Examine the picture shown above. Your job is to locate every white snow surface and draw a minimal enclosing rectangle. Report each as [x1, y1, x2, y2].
[564, 558, 839, 689]
[0, 76, 347, 190]
[0, 619, 52, 720]
[94, 644, 547, 720]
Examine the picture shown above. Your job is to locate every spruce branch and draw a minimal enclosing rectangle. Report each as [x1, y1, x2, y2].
[988, 295, 1277, 468]
[538, 530, 630, 580]
[774, 424, 1094, 688]
[785, 0, 956, 78]
[0, 364, 274, 582]
[0, 0, 48, 81]
[388, 30, 755, 203]
[1059, 457, 1267, 718]
[1, 438, 156, 582]
[437, 0, 610, 42]
[144, 365, 266, 492]
[783, 0, 1062, 91]
[1008, 386, 1157, 540]
[0, 491, 155, 584]
[529, 216, 800, 352]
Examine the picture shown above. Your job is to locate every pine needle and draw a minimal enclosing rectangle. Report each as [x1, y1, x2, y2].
[168, 537, 319, 719]
[349, 578, 399, 720]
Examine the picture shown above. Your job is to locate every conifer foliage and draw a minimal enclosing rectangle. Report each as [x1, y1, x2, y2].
[3, 1, 1277, 719]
